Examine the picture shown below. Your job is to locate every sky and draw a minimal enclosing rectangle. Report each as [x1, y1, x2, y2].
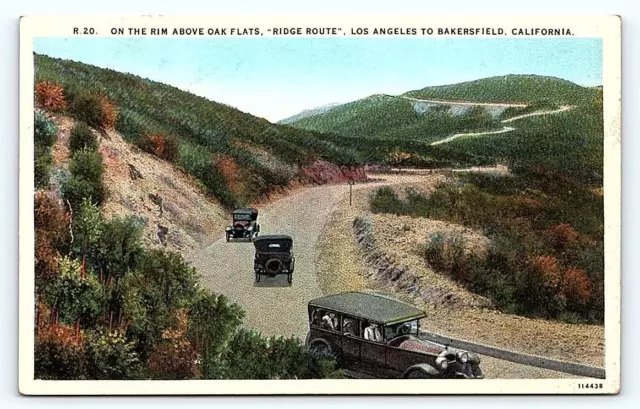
[34, 37, 602, 122]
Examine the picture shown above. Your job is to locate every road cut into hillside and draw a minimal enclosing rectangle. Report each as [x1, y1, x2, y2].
[187, 170, 597, 379]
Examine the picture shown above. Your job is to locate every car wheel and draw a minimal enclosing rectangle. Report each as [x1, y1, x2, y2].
[265, 259, 283, 274]
[404, 368, 431, 379]
[309, 340, 332, 356]
[255, 272, 261, 282]
[226, 233, 230, 242]
[287, 273, 292, 284]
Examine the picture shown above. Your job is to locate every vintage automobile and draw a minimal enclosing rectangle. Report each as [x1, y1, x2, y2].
[305, 291, 484, 379]
[253, 234, 295, 284]
[225, 208, 260, 242]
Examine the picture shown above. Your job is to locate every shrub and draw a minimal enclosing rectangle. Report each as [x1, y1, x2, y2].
[422, 232, 472, 282]
[85, 329, 140, 379]
[139, 134, 179, 162]
[34, 112, 57, 147]
[68, 91, 117, 129]
[63, 148, 105, 209]
[147, 310, 199, 379]
[215, 329, 340, 379]
[34, 113, 58, 188]
[545, 223, 580, 252]
[34, 144, 53, 189]
[34, 192, 70, 291]
[44, 257, 105, 327]
[516, 255, 564, 317]
[369, 187, 404, 214]
[69, 122, 98, 153]
[34, 324, 87, 379]
[35, 81, 67, 111]
[561, 268, 591, 307]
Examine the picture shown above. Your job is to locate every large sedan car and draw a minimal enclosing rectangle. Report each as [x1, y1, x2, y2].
[305, 291, 484, 379]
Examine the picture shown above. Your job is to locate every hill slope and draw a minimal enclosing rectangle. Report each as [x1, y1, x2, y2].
[286, 75, 597, 142]
[45, 110, 228, 252]
[404, 74, 598, 105]
[34, 53, 367, 208]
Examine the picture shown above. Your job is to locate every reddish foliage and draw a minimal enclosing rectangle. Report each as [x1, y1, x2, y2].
[545, 223, 580, 251]
[139, 134, 178, 162]
[216, 155, 240, 193]
[527, 255, 561, 289]
[561, 268, 592, 306]
[147, 310, 200, 379]
[35, 81, 68, 111]
[35, 324, 87, 379]
[99, 97, 118, 129]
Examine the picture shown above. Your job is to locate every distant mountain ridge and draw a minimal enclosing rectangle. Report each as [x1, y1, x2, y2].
[284, 75, 599, 143]
[279, 102, 343, 124]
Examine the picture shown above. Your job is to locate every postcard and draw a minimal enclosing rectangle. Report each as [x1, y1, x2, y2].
[19, 14, 621, 395]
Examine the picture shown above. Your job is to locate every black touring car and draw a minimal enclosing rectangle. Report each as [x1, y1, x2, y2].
[225, 208, 260, 241]
[253, 235, 295, 284]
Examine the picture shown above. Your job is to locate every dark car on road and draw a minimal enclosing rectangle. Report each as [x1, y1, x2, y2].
[253, 234, 295, 284]
[305, 291, 484, 379]
[226, 208, 260, 241]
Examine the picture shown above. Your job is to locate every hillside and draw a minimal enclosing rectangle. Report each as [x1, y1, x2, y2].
[404, 74, 598, 106]
[34, 53, 368, 208]
[44, 110, 228, 252]
[284, 93, 501, 144]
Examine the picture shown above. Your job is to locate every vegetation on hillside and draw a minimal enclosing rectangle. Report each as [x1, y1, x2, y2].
[34, 53, 369, 208]
[404, 74, 598, 106]
[33, 109, 339, 380]
[287, 95, 501, 143]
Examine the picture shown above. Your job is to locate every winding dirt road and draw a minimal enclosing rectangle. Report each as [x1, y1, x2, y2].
[187, 172, 587, 379]
[187, 174, 427, 339]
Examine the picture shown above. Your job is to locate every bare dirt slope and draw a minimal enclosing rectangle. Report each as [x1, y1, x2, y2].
[47, 112, 228, 252]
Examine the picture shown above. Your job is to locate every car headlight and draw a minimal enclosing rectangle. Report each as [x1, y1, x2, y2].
[225, 227, 232, 231]
[457, 351, 469, 363]
[435, 356, 448, 370]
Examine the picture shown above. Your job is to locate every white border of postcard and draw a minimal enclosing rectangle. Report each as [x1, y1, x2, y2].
[18, 14, 621, 395]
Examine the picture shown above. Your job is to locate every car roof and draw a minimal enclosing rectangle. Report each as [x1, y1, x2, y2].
[232, 208, 258, 214]
[253, 234, 293, 242]
[308, 292, 426, 325]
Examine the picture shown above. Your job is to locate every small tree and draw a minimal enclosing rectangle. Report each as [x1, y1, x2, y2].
[561, 268, 592, 307]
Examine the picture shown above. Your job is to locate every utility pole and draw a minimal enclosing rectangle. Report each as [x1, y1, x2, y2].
[348, 178, 355, 206]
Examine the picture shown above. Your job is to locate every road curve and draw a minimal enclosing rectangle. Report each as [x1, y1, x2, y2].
[187, 173, 584, 379]
[187, 175, 427, 339]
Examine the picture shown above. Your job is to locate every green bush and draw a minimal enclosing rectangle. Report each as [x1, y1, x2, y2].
[63, 148, 105, 209]
[369, 187, 404, 214]
[35, 143, 53, 189]
[69, 122, 98, 153]
[67, 91, 106, 128]
[35, 112, 57, 147]
[214, 329, 340, 379]
[85, 329, 140, 379]
[34, 112, 58, 188]
[44, 257, 105, 326]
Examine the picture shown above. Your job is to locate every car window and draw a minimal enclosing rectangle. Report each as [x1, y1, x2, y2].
[342, 317, 360, 337]
[363, 320, 383, 343]
[319, 310, 340, 332]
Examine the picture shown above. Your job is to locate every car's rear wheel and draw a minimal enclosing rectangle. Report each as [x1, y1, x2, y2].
[287, 273, 293, 284]
[226, 233, 230, 242]
[255, 272, 261, 282]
